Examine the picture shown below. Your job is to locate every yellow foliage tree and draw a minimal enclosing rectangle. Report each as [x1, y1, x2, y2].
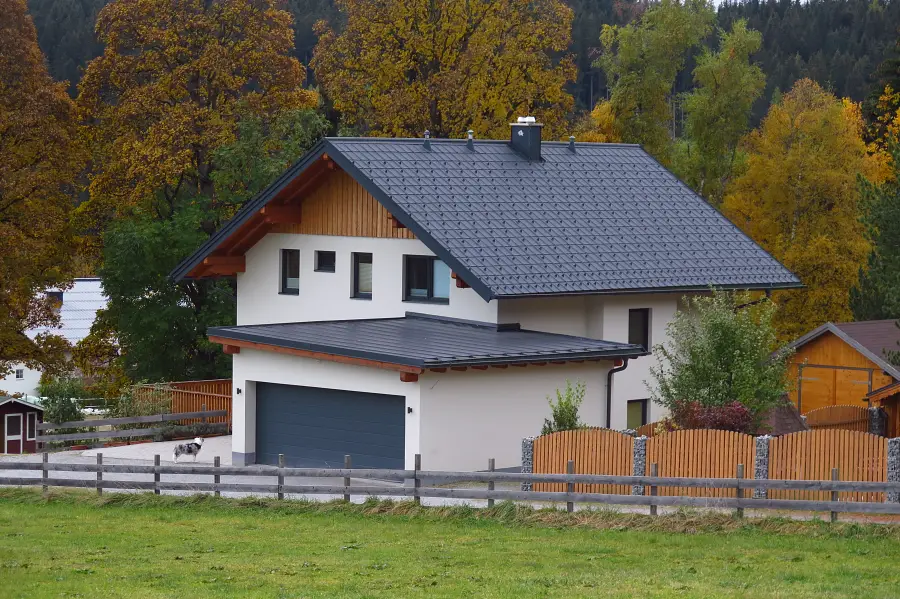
[77, 0, 318, 225]
[723, 79, 888, 342]
[574, 102, 622, 143]
[0, 0, 82, 377]
[311, 0, 576, 139]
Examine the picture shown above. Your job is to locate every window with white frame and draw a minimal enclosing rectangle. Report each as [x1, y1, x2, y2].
[14, 368, 24, 380]
[26, 412, 37, 441]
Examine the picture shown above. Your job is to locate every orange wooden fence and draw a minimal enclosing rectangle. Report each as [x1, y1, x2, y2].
[646, 429, 755, 498]
[635, 421, 661, 438]
[134, 379, 232, 426]
[804, 405, 869, 432]
[769, 429, 887, 502]
[533, 428, 633, 495]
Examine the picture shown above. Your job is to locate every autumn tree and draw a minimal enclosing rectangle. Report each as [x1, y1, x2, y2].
[77, 0, 318, 228]
[723, 79, 887, 342]
[595, 0, 715, 161]
[312, 0, 576, 139]
[672, 20, 765, 205]
[0, 0, 83, 378]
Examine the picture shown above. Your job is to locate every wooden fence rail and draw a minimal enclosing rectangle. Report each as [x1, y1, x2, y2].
[36, 409, 228, 443]
[134, 379, 232, 425]
[3, 454, 900, 518]
[804, 405, 869, 432]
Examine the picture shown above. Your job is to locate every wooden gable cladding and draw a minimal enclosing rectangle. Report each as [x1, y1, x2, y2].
[271, 170, 416, 239]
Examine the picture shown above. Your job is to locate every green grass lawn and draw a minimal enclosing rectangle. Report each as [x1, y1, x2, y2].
[2, 489, 899, 598]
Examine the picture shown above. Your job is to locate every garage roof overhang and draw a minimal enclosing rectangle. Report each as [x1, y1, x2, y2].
[209, 313, 648, 382]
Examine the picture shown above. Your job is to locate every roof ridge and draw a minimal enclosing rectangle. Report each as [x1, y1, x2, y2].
[326, 136, 642, 148]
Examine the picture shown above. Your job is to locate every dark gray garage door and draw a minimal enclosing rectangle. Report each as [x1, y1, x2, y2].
[255, 382, 405, 469]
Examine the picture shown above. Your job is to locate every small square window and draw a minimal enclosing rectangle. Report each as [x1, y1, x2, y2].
[280, 249, 300, 295]
[403, 256, 450, 304]
[628, 308, 650, 350]
[627, 399, 648, 430]
[352, 253, 373, 299]
[315, 251, 336, 273]
[14, 369, 24, 380]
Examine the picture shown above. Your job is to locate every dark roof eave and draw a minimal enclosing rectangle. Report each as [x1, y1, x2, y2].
[493, 281, 804, 299]
[425, 349, 648, 368]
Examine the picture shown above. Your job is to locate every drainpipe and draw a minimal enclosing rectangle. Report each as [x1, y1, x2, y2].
[606, 358, 630, 429]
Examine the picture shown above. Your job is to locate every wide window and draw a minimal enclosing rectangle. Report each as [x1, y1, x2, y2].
[353, 253, 373, 299]
[280, 249, 300, 295]
[627, 399, 648, 430]
[315, 250, 336, 273]
[404, 256, 450, 303]
[14, 369, 23, 380]
[26, 412, 37, 441]
[628, 308, 650, 350]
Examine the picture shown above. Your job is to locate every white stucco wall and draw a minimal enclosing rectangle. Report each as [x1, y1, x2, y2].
[0, 364, 41, 398]
[498, 293, 685, 429]
[230, 348, 421, 468]
[419, 363, 612, 471]
[236, 233, 497, 325]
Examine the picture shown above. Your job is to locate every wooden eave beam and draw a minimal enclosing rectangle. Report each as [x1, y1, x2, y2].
[471, 365, 489, 370]
[225, 217, 273, 256]
[208, 336, 423, 375]
[202, 255, 246, 273]
[390, 216, 406, 229]
[222, 344, 241, 355]
[400, 372, 419, 383]
[260, 205, 303, 225]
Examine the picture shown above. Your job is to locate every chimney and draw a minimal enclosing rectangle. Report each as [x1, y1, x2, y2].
[509, 116, 543, 161]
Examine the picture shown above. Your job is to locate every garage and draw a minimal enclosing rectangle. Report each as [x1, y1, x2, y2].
[255, 382, 405, 468]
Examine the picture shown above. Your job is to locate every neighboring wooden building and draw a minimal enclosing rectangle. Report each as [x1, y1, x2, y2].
[783, 320, 900, 414]
[868, 381, 900, 438]
[0, 397, 43, 454]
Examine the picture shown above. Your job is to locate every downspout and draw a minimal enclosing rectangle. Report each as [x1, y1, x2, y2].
[606, 359, 630, 429]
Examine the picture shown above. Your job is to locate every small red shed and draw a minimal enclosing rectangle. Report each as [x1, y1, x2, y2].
[0, 397, 43, 454]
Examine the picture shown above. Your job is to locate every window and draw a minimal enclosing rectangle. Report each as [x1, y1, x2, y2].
[352, 253, 373, 299]
[315, 250, 336, 273]
[628, 308, 650, 350]
[14, 369, 24, 380]
[46, 291, 63, 310]
[26, 412, 37, 441]
[280, 249, 300, 295]
[403, 256, 450, 303]
[627, 399, 648, 430]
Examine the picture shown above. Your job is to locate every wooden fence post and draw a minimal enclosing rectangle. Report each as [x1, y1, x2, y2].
[154, 455, 160, 495]
[650, 463, 658, 516]
[201, 403, 207, 425]
[41, 453, 48, 495]
[96, 453, 103, 496]
[214, 456, 220, 498]
[566, 460, 574, 514]
[343, 455, 351, 503]
[488, 458, 495, 509]
[414, 454, 421, 506]
[735, 464, 745, 519]
[277, 454, 285, 500]
[831, 467, 839, 523]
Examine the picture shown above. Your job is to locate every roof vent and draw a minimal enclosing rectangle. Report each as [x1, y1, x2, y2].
[510, 116, 542, 161]
[423, 130, 431, 150]
[466, 129, 475, 151]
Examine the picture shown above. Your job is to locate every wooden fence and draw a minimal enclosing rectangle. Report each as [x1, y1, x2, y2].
[769, 430, 887, 502]
[646, 429, 755, 498]
[804, 405, 869, 432]
[3, 454, 900, 518]
[635, 421, 661, 438]
[37, 410, 229, 444]
[533, 429, 633, 494]
[133, 379, 232, 426]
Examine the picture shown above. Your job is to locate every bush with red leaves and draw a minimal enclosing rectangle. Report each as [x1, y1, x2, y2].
[669, 400, 754, 433]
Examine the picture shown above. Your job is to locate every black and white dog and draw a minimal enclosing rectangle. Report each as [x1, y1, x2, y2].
[173, 437, 204, 462]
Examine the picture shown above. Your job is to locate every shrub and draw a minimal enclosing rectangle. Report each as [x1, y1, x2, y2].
[648, 289, 792, 432]
[36, 376, 87, 425]
[668, 400, 753, 433]
[541, 380, 586, 435]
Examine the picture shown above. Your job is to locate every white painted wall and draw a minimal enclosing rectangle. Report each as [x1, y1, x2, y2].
[237, 233, 497, 325]
[498, 293, 686, 429]
[419, 363, 612, 471]
[0, 364, 41, 398]
[230, 348, 420, 468]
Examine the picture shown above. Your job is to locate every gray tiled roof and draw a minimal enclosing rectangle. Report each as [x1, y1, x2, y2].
[208, 312, 646, 368]
[29, 278, 107, 343]
[328, 138, 800, 297]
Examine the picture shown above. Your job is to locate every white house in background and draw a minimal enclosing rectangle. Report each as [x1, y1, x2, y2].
[0, 278, 107, 399]
[170, 120, 800, 471]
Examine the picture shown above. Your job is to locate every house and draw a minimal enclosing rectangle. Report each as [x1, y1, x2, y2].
[171, 120, 799, 471]
[782, 320, 900, 413]
[0, 397, 43, 454]
[0, 278, 108, 399]
[867, 381, 900, 437]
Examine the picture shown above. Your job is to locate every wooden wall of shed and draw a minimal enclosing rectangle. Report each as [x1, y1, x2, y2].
[273, 170, 416, 240]
[788, 331, 894, 413]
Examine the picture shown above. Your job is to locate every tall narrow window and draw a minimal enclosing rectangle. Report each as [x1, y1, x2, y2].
[403, 256, 450, 303]
[627, 399, 648, 430]
[353, 253, 373, 299]
[628, 308, 650, 350]
[280, 249, 300, 295]
[26, 412, 37, 441]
